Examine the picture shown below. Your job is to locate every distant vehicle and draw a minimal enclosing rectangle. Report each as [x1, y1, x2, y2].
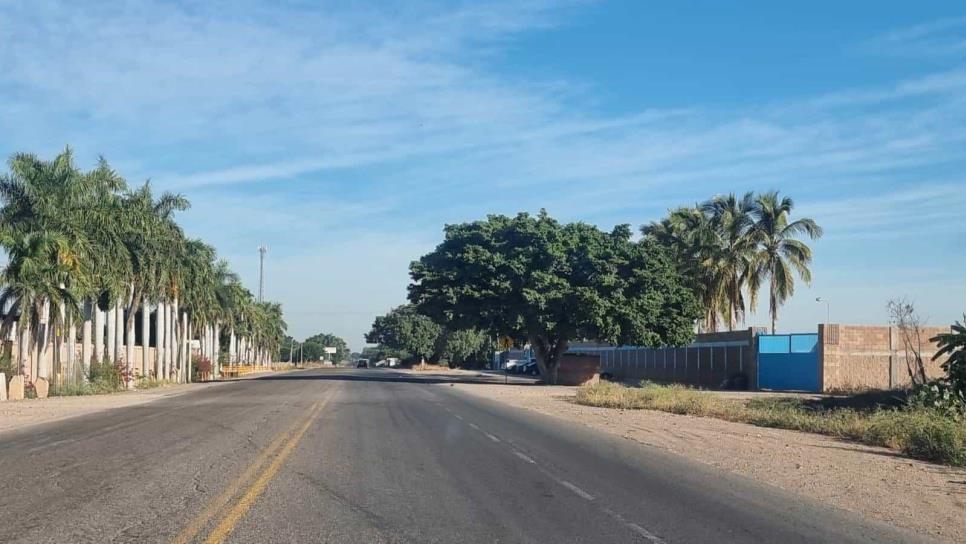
[374, 357, 400, 368]
[503, 359, 525, 373]
[522, 359, 540, 376]
[356, 359, 370, 368]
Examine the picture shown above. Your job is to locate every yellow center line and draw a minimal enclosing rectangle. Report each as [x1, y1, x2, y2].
[203, 399, 326, 544]
[170, 395, 328, 544]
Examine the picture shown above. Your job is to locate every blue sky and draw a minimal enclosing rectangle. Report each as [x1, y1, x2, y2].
[2, 1, 965, 350]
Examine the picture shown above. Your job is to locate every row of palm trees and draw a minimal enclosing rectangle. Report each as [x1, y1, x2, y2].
[0, 148, 286, 386]
[642, 191, 823, 334]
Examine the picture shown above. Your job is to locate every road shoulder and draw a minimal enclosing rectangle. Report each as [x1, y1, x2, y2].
[0, 371, 282, 436]
[448, 381, 966, 543]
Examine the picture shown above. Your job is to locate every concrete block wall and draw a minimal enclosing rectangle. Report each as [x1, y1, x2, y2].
[820, 324, 950, 392]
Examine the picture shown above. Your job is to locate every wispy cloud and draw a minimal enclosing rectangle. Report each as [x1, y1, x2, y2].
[860, 14, 966, 57]
[2, 2, 966, 342]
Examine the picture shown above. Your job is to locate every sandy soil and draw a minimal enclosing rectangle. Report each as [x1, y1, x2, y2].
[0, 372, 280, 435]
[449, 381, 966, 543]
[0, 383, 208, 435]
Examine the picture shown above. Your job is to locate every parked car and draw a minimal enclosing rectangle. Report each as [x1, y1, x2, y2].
[356, 359, 370, 368]
[522, 359, 540, 376]
[503, 359, 524, 373]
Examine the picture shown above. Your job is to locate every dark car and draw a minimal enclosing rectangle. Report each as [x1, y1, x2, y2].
[356, 359, 369, 368]
[522, 359, 540, 376]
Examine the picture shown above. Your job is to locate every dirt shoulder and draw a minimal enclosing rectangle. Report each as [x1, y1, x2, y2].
[0, 371, 278, 435]
[449, 381, 966, 543]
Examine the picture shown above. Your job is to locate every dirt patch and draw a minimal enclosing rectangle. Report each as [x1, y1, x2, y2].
[0, 371, 279, 435]
[449, 382, 966, 542]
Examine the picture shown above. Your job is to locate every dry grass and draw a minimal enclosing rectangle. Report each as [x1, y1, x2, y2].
[576, 381, 966, 466]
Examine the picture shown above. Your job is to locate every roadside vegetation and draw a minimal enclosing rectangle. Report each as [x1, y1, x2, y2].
[0, 148, 288, 393]
[642, 191, 822, 334]
[577, 374, 966, 467]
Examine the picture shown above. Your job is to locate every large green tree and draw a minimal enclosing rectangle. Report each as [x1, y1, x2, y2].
[365, 304, 442, 363]
[304, 332, 349, 362]
[409, 211, 701, 383]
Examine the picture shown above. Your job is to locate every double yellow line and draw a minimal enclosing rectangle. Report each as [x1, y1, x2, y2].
[172, 394, 330, 544]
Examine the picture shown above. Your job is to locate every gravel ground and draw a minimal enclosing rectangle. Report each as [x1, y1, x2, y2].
[449, 381, 966, 543]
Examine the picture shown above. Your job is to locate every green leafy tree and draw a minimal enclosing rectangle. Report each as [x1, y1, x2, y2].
[366, 305, 442, 363]
[410, 211, 701, 383]
[304, 332, 349, 362]
[440, 328, 495, 369]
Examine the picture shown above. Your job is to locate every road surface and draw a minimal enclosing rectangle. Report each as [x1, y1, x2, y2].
[0, 368, 928, 543]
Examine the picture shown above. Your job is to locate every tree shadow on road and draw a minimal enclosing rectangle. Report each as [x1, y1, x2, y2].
[254, 369, 543, 387]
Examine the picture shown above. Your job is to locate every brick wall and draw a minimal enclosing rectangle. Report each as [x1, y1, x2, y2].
[820, 324, 950, 392]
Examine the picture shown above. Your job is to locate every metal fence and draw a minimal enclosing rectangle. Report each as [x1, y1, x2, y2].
[571, 341, 752, 388]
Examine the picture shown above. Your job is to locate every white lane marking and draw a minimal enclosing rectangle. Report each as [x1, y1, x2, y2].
[468, 422, 480, 431]
[454, 414, 463, 421]
[600, 506, 665, 544]
[512, 451, 536, 464]
[484, 432, 501, 443]
[559, 480, 594, 501]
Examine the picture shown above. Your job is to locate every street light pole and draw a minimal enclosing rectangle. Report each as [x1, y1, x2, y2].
[257, 245, 267, 302]
[816, 297, 830, 324]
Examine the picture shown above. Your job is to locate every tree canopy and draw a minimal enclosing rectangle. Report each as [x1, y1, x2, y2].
[365, 304, 441, 362]
[409, 211, 701, 382]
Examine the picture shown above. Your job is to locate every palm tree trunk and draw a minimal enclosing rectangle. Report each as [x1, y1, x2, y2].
[154, 302, 163, 378]
[180, 311, 188, 383]
[106, 303, 116, 363]
[770, 276, 779, 334]
[140, 297, 149, 378]
[125, 311, 135, 386]
[38, 300, 51, 380]
[171, 298, 179, 382]
[229, 328, 236, 365]
[213, 321, 221, 378]
[94, 307, 105, 364]
[184, 316, 191, 383]
[67, 318, 77, 385]
[81, 313, 92, 380]
[115, 303, 125, 367]
[169, 301, 178, 382]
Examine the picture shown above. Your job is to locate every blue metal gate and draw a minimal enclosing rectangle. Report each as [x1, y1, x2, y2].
[757, 334, 820, 392]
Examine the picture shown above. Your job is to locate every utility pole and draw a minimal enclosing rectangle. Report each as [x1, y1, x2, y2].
[257, 245, 268, 302]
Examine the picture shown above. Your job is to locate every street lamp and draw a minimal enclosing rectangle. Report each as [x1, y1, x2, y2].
[815, 297, 830, 324]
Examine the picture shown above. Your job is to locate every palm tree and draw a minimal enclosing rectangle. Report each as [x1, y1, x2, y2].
[118, 182, 189, 380]
[747, 191, 823, 333]
[1, 148, 288, 388]
[702, 192, 757, 331]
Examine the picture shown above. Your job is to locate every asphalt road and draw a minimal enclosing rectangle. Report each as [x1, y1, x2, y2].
[0, 368, 929, 543]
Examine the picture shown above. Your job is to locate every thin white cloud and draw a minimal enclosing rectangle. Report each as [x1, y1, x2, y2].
[860, 14, 966, 57]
